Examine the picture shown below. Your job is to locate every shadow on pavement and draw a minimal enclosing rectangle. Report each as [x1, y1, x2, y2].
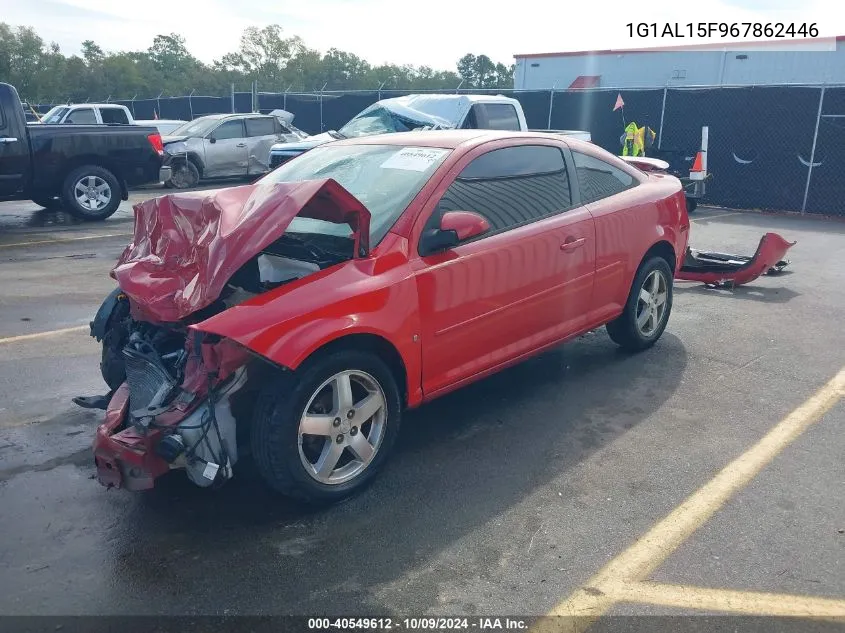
[674, 281, 801, 304]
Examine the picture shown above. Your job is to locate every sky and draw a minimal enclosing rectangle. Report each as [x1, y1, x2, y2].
[2, 0, 841, 72]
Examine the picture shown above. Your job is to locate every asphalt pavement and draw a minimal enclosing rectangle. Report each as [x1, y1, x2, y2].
[0, 194, 843, 629]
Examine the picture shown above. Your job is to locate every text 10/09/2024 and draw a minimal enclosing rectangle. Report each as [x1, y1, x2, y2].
[626, 22, 819, 39]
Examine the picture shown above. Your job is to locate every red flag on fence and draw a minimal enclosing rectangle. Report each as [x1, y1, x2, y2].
[613, 93, 625, 111]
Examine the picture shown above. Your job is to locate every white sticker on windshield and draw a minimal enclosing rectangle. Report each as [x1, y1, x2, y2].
[380, 147, 448, 171]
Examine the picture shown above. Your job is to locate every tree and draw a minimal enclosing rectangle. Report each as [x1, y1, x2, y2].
[0, 21, 514, 103]
[457, 53, 507, 89]
[81, 40, 103, 66]
[216, 25, 304, 87]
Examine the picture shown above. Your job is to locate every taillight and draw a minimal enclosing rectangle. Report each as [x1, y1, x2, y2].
[147, 133, 164, 156]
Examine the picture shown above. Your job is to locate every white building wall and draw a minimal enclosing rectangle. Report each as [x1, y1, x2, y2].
[514, 40, 845, 89]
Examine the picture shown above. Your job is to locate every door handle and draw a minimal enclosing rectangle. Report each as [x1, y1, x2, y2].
[0, 137, 18, 144]
[236, 143, 247, 148]
[560, 237, 586, 252]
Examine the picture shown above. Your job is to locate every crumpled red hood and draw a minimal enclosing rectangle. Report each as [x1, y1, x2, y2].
[112, 179, 370, 323]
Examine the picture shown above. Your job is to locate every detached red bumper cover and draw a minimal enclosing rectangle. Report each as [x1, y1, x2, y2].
[677, 232, 796, 288]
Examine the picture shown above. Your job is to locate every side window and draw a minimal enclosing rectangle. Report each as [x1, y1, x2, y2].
[245, 117, 276, 137]
[65, 108, 97, 124]
[432, 145, 572, 235]
[572, 151, 636, 204]
[481, 104, 521, 131]
[101, 108, 129, 124]
[460, 105, 479, 129]
[213, 119, 245, 140]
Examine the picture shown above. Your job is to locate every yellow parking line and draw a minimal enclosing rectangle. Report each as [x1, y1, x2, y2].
[539, 365, 845, 630]
[613, 582, 845, 619]
[0, 233, 132, 249]
[0, 325, 88, 345]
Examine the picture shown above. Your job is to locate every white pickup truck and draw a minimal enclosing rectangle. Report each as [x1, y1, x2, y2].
[38, 103, 186, 135]
[269, 93, 591, 168]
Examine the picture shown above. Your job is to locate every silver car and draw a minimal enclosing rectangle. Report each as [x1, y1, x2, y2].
[162, 113, 305, 188]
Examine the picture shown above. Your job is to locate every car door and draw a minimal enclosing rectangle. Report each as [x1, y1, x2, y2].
[245, 116, 282, 175]
[203, 119, 249, 178]
[570, 149, 643, 322]
[412, 142, 596, 398]
[0, 102, 28, 197]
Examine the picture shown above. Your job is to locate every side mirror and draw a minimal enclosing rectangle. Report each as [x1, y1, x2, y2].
[420, 211, 490, 256]
[208, 135, 217, 144]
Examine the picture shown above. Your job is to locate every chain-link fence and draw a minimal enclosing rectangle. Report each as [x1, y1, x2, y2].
[32, 84, 844, 216]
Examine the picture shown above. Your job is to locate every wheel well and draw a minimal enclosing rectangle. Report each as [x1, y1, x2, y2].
[305, 334, 409, 407]
[60, 157, 123, 188]
[57, 158, 127, 200]
[171, 153, 204, 176]
[642, 240, 676, 273]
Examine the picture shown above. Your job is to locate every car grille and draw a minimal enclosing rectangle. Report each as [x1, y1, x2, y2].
[122, 346, 178, 423]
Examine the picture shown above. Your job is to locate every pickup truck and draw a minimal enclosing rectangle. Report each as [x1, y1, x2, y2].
[38, 102, 186, 135]
[269, 93, 591, 167]
[0, 83, 171, 220]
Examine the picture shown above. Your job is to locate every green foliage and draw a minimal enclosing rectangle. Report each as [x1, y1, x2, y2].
[0, 22, 513, 103]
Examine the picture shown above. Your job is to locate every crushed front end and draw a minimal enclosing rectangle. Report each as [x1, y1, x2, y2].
[93, 323, 252, 490]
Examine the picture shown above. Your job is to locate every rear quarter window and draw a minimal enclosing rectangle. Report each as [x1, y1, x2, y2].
[101, 108, 129, 124]
[481, 104, 521, 131]
[572, 151, 637, 204]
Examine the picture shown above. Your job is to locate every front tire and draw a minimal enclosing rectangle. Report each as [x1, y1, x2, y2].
[251, 350, 402, 505]
[62, 165, 121, 221]
[167, 160, 200, 189]
[606, 256, 673, 352]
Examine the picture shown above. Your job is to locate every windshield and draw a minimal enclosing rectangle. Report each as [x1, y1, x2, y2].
[259, 144, 451, 245]
[337, 107, 433, 139]
[168, 117, 219, 138]
[41, 107, 69, 124]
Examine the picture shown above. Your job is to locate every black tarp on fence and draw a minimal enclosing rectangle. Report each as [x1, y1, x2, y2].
[34, 85, 843, 215]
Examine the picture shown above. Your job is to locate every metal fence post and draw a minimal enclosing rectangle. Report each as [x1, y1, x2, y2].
[657, 86, 668, 150]
[319, 82, 327, 131]
[188, 90, 195, 120]
[156, 92, 162, 118]
[231, 83, 235, 113]
[130, 95, 136, 118]
[547, 84, 556, 129]
[378, 81, 385, 101]
[801, 85, 826, 214]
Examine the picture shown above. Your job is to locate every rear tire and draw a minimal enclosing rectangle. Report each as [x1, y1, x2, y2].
[686, 197, 698, 213]
[62, 165, 121, 221]
[251, 350, 402, 505]
[606, 256, 673, 352]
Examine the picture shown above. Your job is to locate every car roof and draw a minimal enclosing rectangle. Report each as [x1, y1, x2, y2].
[331, 129, 576, 150]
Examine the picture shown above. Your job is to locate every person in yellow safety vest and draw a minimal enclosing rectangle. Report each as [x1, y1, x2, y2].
[621, 122, 657, 157]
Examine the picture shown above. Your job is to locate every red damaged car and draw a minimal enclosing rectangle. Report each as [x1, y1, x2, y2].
[86, 130, 689, 504]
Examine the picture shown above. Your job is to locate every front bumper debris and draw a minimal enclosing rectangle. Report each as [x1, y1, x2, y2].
[677, 232, 796, 288]
[93, 384, 170, 490]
